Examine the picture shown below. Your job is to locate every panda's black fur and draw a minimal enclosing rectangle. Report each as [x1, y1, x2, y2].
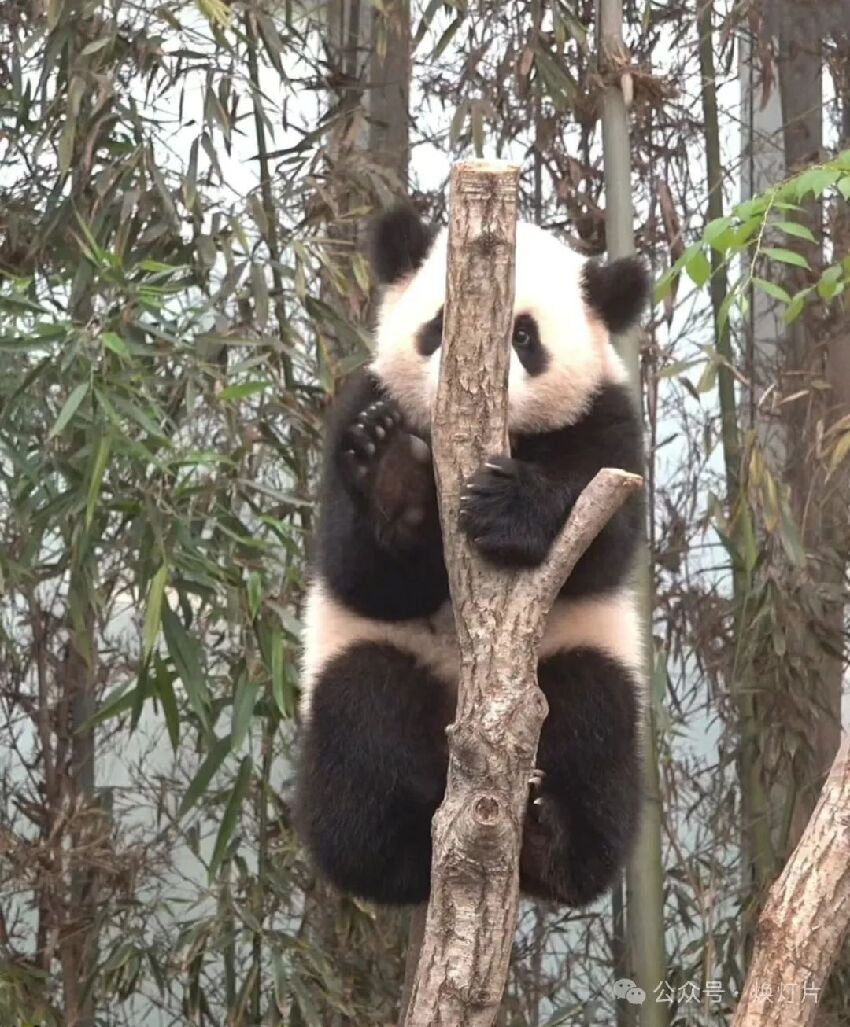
[294, 205, 648, 907]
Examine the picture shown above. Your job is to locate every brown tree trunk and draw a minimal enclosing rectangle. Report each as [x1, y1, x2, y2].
[400, 159, 642, 1026]
[775, 1, 845, 849]
[731, 738, 850, 1027]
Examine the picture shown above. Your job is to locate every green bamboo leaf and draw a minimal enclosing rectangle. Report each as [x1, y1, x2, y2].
[80, 37, 111, 56]
[143, 564, 168, 659]
[732, 217, 760, 247]
[86, 434, 111, 528]
[218, 380, 271, 403]
[178, 734, 232, 820]
[685, 247, 711, 287]
[58, 117, 76, 175]
[793, 167, 841, 199]
[784, 289, 810, 324]
[208, 755, 252, 880]
[131, 664, 150, 732]
[246, 571, 263, 621]
[48, 381, 88, 438]
[256, 13, 285, 73]
[432, 15, 462, 60]
[102, 331, 129, 358]
[703, 216, 732, 249]
[654, 265, 679, 303]
[449, 97, 469, 146]
[154, 656, 180, 752]
[775, 220, 816, 243]
[162, 605, 211, 730]
[752, 277, 791, 304]
[778, 495, 806, 567]
[817, 264, 845, 301]
[88, 682, 135, 728]
[250, 262, 269, 326]
[231, 674, 259, 753]
[413, 0, 443, 45]
[762, 247, 809, 269]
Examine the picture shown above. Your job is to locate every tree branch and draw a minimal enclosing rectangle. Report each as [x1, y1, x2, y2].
[400, 159, 643, 1026]
[731, 735, 850, 1027]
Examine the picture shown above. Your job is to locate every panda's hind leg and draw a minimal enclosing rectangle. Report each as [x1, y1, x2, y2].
[295, 643, 453, 905]
[520, 647, 640, 906]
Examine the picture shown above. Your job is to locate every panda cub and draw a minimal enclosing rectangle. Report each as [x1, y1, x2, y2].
[295, 205, 648, 907]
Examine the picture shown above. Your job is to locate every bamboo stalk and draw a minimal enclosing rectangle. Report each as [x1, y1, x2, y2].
[597, 3, 668, 1023]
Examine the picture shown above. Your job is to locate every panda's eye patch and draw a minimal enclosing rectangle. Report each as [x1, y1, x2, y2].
[416, 308, 443, 356]
[512, 314, 548, 376]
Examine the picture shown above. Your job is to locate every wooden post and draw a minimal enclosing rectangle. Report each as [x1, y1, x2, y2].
[400, 159, 642, 1026]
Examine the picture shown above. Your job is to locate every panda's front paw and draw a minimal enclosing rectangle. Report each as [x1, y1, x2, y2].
[459, 457, 553, 567]
[339, 399, 404, 494]
[340, 401, 436, 551]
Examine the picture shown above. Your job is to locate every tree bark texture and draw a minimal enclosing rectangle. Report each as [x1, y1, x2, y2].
[731, 737, 850, 1027]
[400, 160, 643, 1026]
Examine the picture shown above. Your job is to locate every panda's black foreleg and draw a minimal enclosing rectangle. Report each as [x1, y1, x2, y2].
[338, 398, 438, 552]
[317, 373, 447, 620]
[295, 643, 452, 905]
[520, 647, 641, 906]
[459, 456, 567, 567]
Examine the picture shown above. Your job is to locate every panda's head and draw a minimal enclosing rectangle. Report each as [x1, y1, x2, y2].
[368, 205, 649, 434]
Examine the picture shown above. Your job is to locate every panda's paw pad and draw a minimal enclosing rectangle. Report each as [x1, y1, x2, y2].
[341, 400, 403, 487]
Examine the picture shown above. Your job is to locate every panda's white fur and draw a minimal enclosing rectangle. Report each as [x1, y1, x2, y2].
[372, 222, 629, 435]
[300, 588, 643, 719]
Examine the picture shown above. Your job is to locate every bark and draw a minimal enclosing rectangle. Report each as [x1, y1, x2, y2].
[321, 0, 411, 370]
[731, 737, 850, 1027]
[597, 2, 667, 1021]
[400, 160, 642, 1027]
[774, 0, 845, 854]
[368, 0, 410, 189]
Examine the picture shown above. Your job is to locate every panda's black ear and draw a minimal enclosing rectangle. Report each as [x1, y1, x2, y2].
[369, 205, 434, 285]
[582, 256, 650, 334]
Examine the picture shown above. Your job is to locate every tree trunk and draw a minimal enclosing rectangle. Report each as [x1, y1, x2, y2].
[400, 159, 642, 1026]
[731, 738, 850, 1027]
[774, 0, 845, 853]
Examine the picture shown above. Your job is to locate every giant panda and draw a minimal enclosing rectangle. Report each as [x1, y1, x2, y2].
[294, 204, 648, 907]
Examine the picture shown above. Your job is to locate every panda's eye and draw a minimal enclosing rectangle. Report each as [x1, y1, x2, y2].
[514, 326, 532, 349]
[513, 317, 536, 350]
